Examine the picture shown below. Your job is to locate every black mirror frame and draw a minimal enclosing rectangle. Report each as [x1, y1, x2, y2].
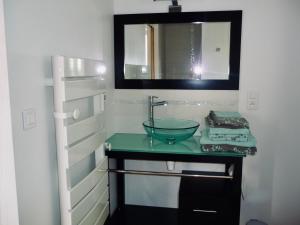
[114, 10, 242, 90]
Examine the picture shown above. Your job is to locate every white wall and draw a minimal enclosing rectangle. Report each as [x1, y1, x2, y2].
[114, 0, 300, 224]
[0, 0, 19, 224]
[4, 0, 114, 225]
[268, 1, 300, 225]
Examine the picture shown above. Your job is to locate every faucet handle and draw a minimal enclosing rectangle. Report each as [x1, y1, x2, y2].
[149, 96, 158, 100]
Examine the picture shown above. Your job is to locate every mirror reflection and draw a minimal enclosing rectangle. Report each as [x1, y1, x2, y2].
[124, 22, 231, 80]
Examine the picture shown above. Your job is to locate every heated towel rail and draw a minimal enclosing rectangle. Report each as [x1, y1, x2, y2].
[52, 56, 108, 225]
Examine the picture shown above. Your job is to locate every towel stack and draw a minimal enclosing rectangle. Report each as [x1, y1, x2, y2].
[200, 111, 257, 155]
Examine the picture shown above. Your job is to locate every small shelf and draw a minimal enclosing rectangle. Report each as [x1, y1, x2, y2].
[106, 205, 179, 225]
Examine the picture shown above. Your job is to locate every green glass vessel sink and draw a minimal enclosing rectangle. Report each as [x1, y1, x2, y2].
[143, 118, 200, 144]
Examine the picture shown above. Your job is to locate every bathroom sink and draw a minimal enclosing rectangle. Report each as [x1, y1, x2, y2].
[143, 118, 200, 144]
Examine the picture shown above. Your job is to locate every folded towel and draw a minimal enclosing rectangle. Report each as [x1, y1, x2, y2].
[206, 117, 250, 135]
[202, 144, 257, 155]
[200, 129, 256, 147]
[212, 111, 242, 118]
[209, 111, 250, 129]
[208, 133, 248, 142]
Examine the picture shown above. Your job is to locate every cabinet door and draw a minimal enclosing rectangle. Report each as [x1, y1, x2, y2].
[179, 170, 237, 225]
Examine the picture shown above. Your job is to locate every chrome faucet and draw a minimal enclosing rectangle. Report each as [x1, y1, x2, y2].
[148, 96, 168, 124]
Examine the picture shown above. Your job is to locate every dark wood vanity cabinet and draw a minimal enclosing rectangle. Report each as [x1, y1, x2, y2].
[105, 134, 244, 225]
[179, 171, 239, 225]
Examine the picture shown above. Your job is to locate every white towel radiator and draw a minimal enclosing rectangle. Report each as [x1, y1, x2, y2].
[52, 56, 109, 225]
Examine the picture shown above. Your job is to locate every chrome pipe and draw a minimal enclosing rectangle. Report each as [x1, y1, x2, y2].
[108, 169, 233, 180]
[148, 96, 168, 126]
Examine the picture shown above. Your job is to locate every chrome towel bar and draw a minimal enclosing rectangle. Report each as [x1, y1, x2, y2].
[108, 169, 233, 180]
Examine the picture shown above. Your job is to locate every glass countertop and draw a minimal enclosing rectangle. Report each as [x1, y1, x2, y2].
[106, 133, 245, 157]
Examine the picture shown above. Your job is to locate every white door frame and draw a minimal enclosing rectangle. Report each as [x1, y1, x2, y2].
[0, 0, 20, 224]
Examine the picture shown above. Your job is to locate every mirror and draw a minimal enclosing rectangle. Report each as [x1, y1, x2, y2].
[115, 11, 242, 90]
[125, 22, 231, 80]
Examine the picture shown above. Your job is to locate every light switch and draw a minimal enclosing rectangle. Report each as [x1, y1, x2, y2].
[247, 91, 259, 110]
[22, 109, 36, 130]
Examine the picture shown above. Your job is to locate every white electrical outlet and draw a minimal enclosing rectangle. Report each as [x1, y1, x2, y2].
[247, 91, 259, 110]
[22, 109, 36, 130]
